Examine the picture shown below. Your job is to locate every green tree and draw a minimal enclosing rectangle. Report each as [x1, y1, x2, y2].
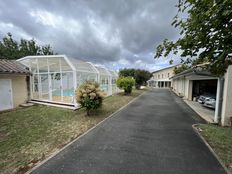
[0, 33, 19, 59]
[41, 45, 54, 55]
[173, 64, 189, 74]
[0, 33, 55, 59]
[119, 68, 136, 77]
[116, 77, 135, 95]
[134, 69, 152, 89]
[19, 39, 41, 57]
[119, 68, 152, 89]
[155, 0, 232, 76]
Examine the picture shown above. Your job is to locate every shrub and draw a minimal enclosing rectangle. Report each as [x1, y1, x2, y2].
[76, 81, 106, 116]
[173, 64, 189, 74]
[119, 68, 152, 89]
[116, 77, 135, 94]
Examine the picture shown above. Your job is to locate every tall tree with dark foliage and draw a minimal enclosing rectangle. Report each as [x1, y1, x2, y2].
[155, 0, 232, 76]
[0, 33, 55, 59]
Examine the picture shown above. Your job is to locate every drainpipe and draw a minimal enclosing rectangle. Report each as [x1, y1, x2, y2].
[214, 77, 224, 123]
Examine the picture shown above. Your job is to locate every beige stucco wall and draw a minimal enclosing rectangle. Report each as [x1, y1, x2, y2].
[173, 78, 184, 96]
[221, 65, 232, 126]
[0, 74, 28, 108]
[172, 77, 192, 100]
[184, 79, 190, 99]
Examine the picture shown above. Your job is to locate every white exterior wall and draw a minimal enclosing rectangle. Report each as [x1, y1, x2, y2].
[0, 74, 28, 109]
[176, 79, 180, 93]
[172, 78, 178, 93]
[152, 67, 175, 81]
[172, 77, 191, 100]
[221, 65, 232, 126]
[177, 78, 184, 95]
[149, 66, 177, 88]
[184, 79, 190, 99]
[188, 80, 193, 100]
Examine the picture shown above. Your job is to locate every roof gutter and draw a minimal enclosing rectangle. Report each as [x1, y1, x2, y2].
[170, 70, 194, 79]
[171, 69, 218, 79]
[0, 72, 31, 75]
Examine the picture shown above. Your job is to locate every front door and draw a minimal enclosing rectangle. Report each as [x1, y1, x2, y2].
[0, 79, 13, 111]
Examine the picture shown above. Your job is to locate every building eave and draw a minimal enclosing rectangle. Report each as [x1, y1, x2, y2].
[171, 68, 218, 79]
[152, 64, 181, 74]
[0, 72, 30, 75]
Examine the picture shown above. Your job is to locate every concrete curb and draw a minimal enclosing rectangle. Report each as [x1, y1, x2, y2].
[192, 124, 231, 174]
[25, 90, 147, 174]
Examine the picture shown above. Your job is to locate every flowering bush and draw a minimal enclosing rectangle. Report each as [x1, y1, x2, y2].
[116, 77, 135, 94]
[76, 81, 106, 116]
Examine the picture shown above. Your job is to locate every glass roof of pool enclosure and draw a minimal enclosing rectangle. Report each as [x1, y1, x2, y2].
[18, 55, 118, 107]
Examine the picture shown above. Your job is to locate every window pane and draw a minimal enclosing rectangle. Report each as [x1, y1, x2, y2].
[40, 74, 49, 100]
[62, 72, 74, 103]
[60, 58, 72, 71]
[51, 73, 62, 102]
[38, 58, 48, 73]
[49, 58, 60, 72]
[32, 74, 39, 99]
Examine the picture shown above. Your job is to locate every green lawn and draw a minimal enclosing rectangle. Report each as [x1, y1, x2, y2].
[197, 124, 232, 173]
[0, 89, 146, 174]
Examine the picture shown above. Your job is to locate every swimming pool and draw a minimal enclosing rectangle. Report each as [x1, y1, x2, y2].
[52, 86, 108, 97]
[52, 89, 74, 97]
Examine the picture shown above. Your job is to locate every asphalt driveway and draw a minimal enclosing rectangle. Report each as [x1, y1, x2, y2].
[31, 89, 226, 174]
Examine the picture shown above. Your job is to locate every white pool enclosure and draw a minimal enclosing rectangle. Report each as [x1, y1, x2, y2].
[18, 55, 118, 107]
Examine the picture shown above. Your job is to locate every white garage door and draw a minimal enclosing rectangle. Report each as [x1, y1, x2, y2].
[0, 79, 13, 111]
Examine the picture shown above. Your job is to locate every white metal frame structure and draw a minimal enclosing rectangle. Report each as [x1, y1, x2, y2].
[17, 55, 119, 107]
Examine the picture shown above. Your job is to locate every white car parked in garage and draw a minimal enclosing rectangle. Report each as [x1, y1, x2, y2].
[197, 94, 216, 109]
[203, 98, 216, 109]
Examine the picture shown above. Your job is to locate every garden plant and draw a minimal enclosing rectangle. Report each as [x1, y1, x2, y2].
[116, 76, 135, 95]
[76, 81, 106, 116]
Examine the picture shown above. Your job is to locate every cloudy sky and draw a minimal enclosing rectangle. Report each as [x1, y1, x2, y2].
[0, 0, 181, 71]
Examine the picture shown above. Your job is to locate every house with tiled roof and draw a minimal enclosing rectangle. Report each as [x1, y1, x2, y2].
[0, 59, 30, 111]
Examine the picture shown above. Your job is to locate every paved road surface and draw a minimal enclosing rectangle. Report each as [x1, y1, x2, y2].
[31, 89, 226, 174]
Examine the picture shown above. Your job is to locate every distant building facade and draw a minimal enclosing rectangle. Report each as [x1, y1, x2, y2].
[147, 65, 179, 88]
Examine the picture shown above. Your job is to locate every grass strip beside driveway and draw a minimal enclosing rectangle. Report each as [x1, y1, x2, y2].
[0, 89, 145, 174]
[197, 124, 232, 173]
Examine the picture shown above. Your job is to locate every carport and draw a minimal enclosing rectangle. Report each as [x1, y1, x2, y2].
[171, 64, 223, 123]
[192, 79, 217, 100]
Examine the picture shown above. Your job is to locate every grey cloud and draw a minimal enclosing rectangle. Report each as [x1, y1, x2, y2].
[0, 1, 44, 37]
[0, 0, 179, 69]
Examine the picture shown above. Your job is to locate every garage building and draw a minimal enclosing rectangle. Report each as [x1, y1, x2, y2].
[172, 64, 232, 126]
[0, 59, 30, 111]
